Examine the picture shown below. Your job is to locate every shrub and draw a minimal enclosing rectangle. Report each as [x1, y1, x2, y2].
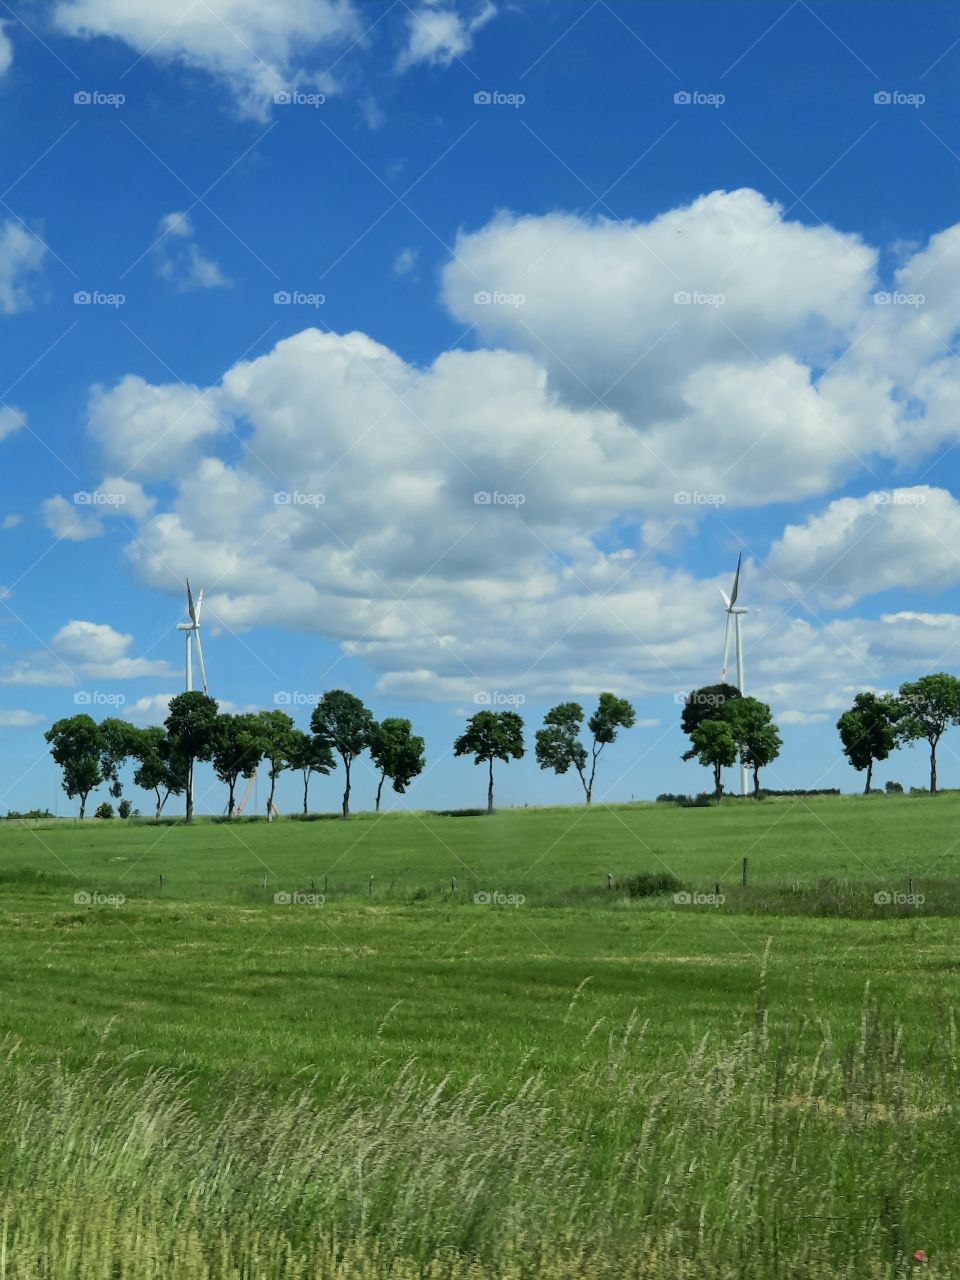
[94, 802, 115, 820]
[885, 780, 904, 794]
[622, 871, 684, 898]
[3, 809, 54, 821]
[117, 799, 133, 819]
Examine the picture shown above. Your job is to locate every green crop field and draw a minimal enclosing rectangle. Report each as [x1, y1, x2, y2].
[2, 795, 959, 1277]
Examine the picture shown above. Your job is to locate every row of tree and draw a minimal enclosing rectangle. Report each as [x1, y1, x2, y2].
[836, 674, 960, 794]
[44, 691, 641, 819]
[45, 691, 426, 821]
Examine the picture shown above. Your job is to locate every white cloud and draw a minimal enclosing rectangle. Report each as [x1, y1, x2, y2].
[396, 2, 496, 70]
[0, 406, 25, 441]
[0, 23, 13, 79]
[0, 622, 174, 688]
[154, 212, 228, 291]
[2, 515, 22, 530]
[41, 495, 103, 542]
[766, 487, 960, 609]
[0, 220, 45, 314]
[53, 0, 361, 120]
[0, 710, 44, 728]
[393, 246, 419, 278]
[61, 193, 960, 720]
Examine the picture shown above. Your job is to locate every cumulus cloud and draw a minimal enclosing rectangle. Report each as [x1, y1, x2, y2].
[396, 2, 496, 70]
[0, 621, 174, 688]
[57, 190, 960, 719]
[53, 0, 360, 119]
[41, 479, 154, 541]
[0, 220, 45, 314]
[154, 212, 228, 291]
[766, 487, 960, 609]
[0, 406, 25, 442]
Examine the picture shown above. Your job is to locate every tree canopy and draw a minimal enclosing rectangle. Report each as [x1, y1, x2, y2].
[310, 690, 375, 818]
[454, 710, 524, 813]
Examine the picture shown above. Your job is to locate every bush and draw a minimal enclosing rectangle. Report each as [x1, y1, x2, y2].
[655, 793, 713, 807]
[94, 802, 115, 820]
[117, 799, 132, 819]
[757, 788, 840, 798]
[885, 781, 904, 794]
[3, 809, 53, 821]
[622, 871, 684, 898]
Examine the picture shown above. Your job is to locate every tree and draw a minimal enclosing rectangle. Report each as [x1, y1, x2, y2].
[897, 673, 960, 794]
[690, 717, 738, 799]
[310, 691, 374, 818]
[836, 692, 900, 794]
[255, 710, 298, 817]
[97, 717, 139, 800]
[287, 730, 336, 815]
[535, 694, 635, 803]
[131, 726, 188, 819]
[165, 692, 220, 823]
[369, 718, 426, 812]
[680, 684, 742, 761]
[94, 801, 115, 819]
[45, 714, 103, 818]
[723, 697, 782, 799]
[211, 714, 263, 818]
[453, 710, 524, 813]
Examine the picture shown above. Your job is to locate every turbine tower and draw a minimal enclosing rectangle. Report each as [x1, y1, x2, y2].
[176, 580, 208, 693]
[719, 553, 749, 798]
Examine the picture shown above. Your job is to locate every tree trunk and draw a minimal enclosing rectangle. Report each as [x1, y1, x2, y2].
[155, 791, 162, 820]
[487, 757, 494, 814]
[376, 770, 385, 813]
[267, 773, 277, 819]
[713, 762, 722, 800]
[302, 771, 309, 816]
[864, 759, 873, 795]
[753, 764, 760, 800]
[228, 781, 236, 818]
[342, 758, 351, 818]
[79, 794, 87, 820]
[185, 761, 194, 824]
[930, 742, 938, 794]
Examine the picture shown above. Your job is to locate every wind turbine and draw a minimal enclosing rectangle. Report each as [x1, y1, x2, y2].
[176, 580, 207, 694]
[719, 553, 748, 798]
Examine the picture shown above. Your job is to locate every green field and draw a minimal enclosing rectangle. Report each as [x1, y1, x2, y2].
[3, 795, 959, 1277]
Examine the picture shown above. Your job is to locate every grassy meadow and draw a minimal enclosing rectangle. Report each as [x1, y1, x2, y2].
[2, 793, 960, 1276]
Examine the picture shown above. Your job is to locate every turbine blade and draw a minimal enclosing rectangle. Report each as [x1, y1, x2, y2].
[186, 579, 196, 624]
[718, 586, 731, 609]
[194, 630, 208, 694]
[721, 609, 732, 682]
[194, 589, 204, 624]
[729, 553, 742, 607]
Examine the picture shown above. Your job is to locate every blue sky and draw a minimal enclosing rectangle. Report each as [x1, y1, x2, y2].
[1, 0, 959, 814]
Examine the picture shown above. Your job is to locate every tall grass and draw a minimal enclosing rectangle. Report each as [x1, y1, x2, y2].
[0, 971, 955, 1278]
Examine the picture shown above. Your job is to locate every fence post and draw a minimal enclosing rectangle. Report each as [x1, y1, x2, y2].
[742, 857, 749, 887]
[368, 874, 374, 898]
